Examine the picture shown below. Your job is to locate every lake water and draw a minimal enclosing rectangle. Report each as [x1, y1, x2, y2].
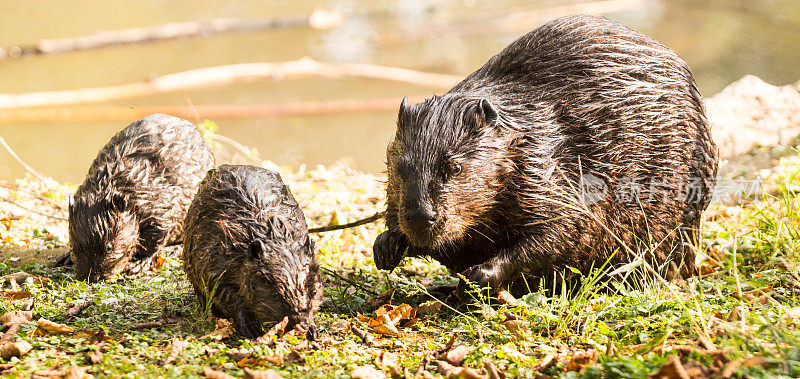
[1, 0, 799, 182]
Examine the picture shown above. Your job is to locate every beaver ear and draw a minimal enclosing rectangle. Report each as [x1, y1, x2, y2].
[248, 240, 265, 260]
[398, 96, 409, 118]
[478, 98, 499, 126]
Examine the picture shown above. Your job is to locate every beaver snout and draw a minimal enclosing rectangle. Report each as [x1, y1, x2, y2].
[404, 204, 438, 231]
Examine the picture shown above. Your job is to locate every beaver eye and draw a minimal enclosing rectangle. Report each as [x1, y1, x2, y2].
[445, 162, 462, 178]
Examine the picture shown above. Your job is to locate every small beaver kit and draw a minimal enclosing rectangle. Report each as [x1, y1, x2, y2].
[374, 15, 718, 295]
[182, 165, 322, 339]
[68, 114, 214, 282]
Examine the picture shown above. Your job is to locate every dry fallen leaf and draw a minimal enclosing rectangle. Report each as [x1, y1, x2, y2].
[29, 318, 73, 336]
[87, 329, 111, 345]
[439, 345, 474, 366]
[0, 363, 15, 375]
[432, 360, 486, 379]
[375, 351, 399, 368]
[243, 367, 284, 379]
[4, 290, 32, 301]
[0, 310, 33, 328]
[152, 255, 167, 270]
[501, 320, 531, 341]
[0, 340, 33, 359]
[414, 300, 444, 317]
[159, 338, 189, 366]
[205, 318, 234, 340]
[204, 367, 235, 379]
[87, 349, 103, 365]
[496, 290, 518, 307]
[564, 350, 596, 372]
[283, 350, 305, 365]
[650, 356, 691, 379]
[350, 365, 385, 379]
[331, 319, 350, 332]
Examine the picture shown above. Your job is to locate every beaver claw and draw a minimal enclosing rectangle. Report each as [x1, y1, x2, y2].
[373, 231, 408, 270]
[456, 263, 503, 299]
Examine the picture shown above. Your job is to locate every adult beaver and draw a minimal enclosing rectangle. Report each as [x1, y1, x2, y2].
[67, 114, 215, 282]
[182, 165, 321, 339]
[373, 15, 718, 295]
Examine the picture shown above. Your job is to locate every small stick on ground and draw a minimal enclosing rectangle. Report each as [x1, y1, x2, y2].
[65, 299, 94, 318]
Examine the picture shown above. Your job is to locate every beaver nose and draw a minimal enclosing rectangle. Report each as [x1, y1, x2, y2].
[406, 206, 437, 230]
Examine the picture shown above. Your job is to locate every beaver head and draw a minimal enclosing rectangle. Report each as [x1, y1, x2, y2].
[386, 94, 512, 248]
[239, 235, 322, 339]
[69, 191, 139, 282]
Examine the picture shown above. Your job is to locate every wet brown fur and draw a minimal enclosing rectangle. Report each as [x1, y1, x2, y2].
[374, 15, 718, 294]
[69, 114, 214, 282]
[182, 165, 322, 339]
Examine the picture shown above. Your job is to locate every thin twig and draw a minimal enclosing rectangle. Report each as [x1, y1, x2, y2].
[321, 268, 380, 296]
[0, 181, 66, 209]
[0, 195, 67, 221]
[309, 211, 385, 233]
[0, 135, 47, 182]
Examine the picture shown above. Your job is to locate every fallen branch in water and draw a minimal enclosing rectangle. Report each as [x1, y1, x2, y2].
[0, 58, 460, 109]
[0, 94, 432, 123]
[1, 9, 346, 58]
[379, 0, 645, 44]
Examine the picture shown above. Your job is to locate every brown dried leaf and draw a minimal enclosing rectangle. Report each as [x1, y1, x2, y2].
[350, 365, 385, 379]
[564, 350, 596, 372]
[283, 350, 305, 365]
[0, 363, 15, 375]
[375, 351, 399, 368]
[159, 338, 189, 366]
[650, 355, 691, 379]
[375, 304, 414, 324]
[414, 300, 444, 317]
[204, 367, 236, 379]
[331, 319, 351, 332]
[87, 350, 103, 364]
[205, 318, 234, 340]
[243, 367, 284, 379]
[30, 318, 73, 336]
[0, 340, 33, 359]
[0, 310, 33, 328]
[65, 365, 92, 379]
[88, 329, 111, 345]
[4, 290, 31, 300]
[432, 360, 486, 379]
[501, 320, 530, 341]
[438, 344, 474, 366]
[388, 365, 408, 379]
[152, 255, 167, 270]
[371, 322, 400, 337]
[496, 290, 518, 307]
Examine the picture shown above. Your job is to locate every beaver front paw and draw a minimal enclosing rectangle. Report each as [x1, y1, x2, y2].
[373, 231, 408, 270]
[454, 263, 505, 302]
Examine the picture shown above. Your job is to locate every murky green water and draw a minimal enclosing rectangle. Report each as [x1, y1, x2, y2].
[1, 0, 799, 181]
